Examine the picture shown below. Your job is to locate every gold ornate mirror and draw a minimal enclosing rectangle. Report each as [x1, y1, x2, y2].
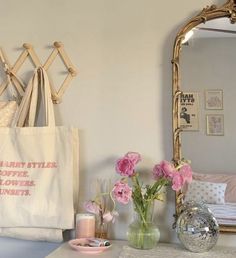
[172, 0, 236, 233]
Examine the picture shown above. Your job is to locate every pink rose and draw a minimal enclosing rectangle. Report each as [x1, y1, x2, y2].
[84, 200, 100, 214]
[153, 160, 176, 180]
[179, 164, 192, 184]
[112, 180, 132, 204]
[161, 160, 176, 178]
[171, 173, 184, 191]
[103, 210, 119, 223]
[152, 164, 164, 179]
[116, 157, 135, 177]
[115, 152, 141, 177]
[125, 152, 141, 165]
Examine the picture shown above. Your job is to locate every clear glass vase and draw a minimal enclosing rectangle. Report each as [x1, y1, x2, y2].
[95, 221, 108, 239]
[127, 202, 160, 249]
[95, 212, 109, 239]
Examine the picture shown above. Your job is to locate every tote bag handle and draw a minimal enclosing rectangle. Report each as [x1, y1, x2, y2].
[13, 67, 55, 127]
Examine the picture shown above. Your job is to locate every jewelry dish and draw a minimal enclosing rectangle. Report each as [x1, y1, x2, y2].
[68, 238, 112, 254]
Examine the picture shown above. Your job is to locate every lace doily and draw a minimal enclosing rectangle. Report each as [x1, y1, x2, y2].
[119, 243, 236, 258]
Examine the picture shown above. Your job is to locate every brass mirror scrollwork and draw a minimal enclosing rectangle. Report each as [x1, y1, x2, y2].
[172, 0, 236, 233]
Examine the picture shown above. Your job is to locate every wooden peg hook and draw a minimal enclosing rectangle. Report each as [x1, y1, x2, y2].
[0, 42, 78, 104]
[54, 41, 63, 48]
[23, 43, 33, 49]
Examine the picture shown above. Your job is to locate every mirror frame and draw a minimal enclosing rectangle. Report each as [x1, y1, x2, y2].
[172, 0, 236, 233]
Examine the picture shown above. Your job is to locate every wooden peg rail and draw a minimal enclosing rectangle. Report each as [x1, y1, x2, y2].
[0, 42, 78, 104]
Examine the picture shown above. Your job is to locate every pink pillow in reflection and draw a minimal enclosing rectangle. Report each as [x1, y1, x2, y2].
[192, 172, 236, 203]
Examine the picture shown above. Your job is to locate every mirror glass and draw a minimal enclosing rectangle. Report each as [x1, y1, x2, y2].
[180, 17, 236, 173]
[176, 12, 236, 230]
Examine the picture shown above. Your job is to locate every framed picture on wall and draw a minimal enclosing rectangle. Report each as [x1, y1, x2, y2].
[205, 89, 223, 110]
[179, 92, 199, 131]
[206, 114, 224, 136]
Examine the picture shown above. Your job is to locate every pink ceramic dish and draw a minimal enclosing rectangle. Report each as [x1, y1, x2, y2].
[68, 238, 112, 254]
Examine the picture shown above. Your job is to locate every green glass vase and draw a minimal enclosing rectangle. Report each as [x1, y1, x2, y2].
[127, 202, 160, 249]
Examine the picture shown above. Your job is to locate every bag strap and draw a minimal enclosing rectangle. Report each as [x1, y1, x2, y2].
[12, 75, 34, 127]
[13, 67, 55, 127]
[28, 68, 55, 127]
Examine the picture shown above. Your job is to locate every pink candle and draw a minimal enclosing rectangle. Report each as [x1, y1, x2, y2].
[76, 213, 95, 238]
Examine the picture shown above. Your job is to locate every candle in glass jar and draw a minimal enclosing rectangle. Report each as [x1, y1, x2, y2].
[76, 213, 95, 238]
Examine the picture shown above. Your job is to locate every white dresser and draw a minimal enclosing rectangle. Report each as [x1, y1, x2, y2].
[46, 240, 236, 258]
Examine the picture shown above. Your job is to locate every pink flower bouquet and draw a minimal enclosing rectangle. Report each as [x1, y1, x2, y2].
[112, 152, 192, 225]
[84, 152, 192, 242]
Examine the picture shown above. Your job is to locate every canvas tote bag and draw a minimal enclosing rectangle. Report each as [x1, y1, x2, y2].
[0, 67, 79, 241]
[0, 48, 25, 127]
[0, 101, 18, 126]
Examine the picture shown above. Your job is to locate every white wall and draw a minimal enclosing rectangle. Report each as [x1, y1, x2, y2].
[0, 0, 234, 256]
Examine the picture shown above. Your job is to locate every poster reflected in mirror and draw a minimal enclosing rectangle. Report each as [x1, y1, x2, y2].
[180, 92, 199, 131]
[205, 90, 223, 110]
[206, 114, 224, 136]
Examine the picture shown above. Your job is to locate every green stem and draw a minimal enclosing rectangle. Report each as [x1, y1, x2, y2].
[150, 178, 166, 195]
[109, 188, 116, 212]
[132, 198, 148, 227]
[131, 176, 148, 225]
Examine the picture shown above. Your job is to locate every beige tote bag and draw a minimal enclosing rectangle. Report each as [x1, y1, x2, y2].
[0, 73, 22, 127]
[0, 67, 79, 241]
[0, 49, 24, 127]
[0, 101, 18, 126]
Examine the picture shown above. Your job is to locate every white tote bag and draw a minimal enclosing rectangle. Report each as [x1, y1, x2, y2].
[0, 67, 79, 241]
[0, 101, 18, 126]
[0, 49, 24, 127]
[0, 72, 23, 127]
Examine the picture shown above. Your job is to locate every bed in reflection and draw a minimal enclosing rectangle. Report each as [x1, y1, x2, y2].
[183, 172, 236, 226]
[207, 203, 236, 225]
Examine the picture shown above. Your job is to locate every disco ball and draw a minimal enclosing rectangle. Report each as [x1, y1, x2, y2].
[176, 201, 219, 253]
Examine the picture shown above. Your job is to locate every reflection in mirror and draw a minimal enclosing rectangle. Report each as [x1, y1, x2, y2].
[180, 17, 236, 173]
[172, 0, 236, 232]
